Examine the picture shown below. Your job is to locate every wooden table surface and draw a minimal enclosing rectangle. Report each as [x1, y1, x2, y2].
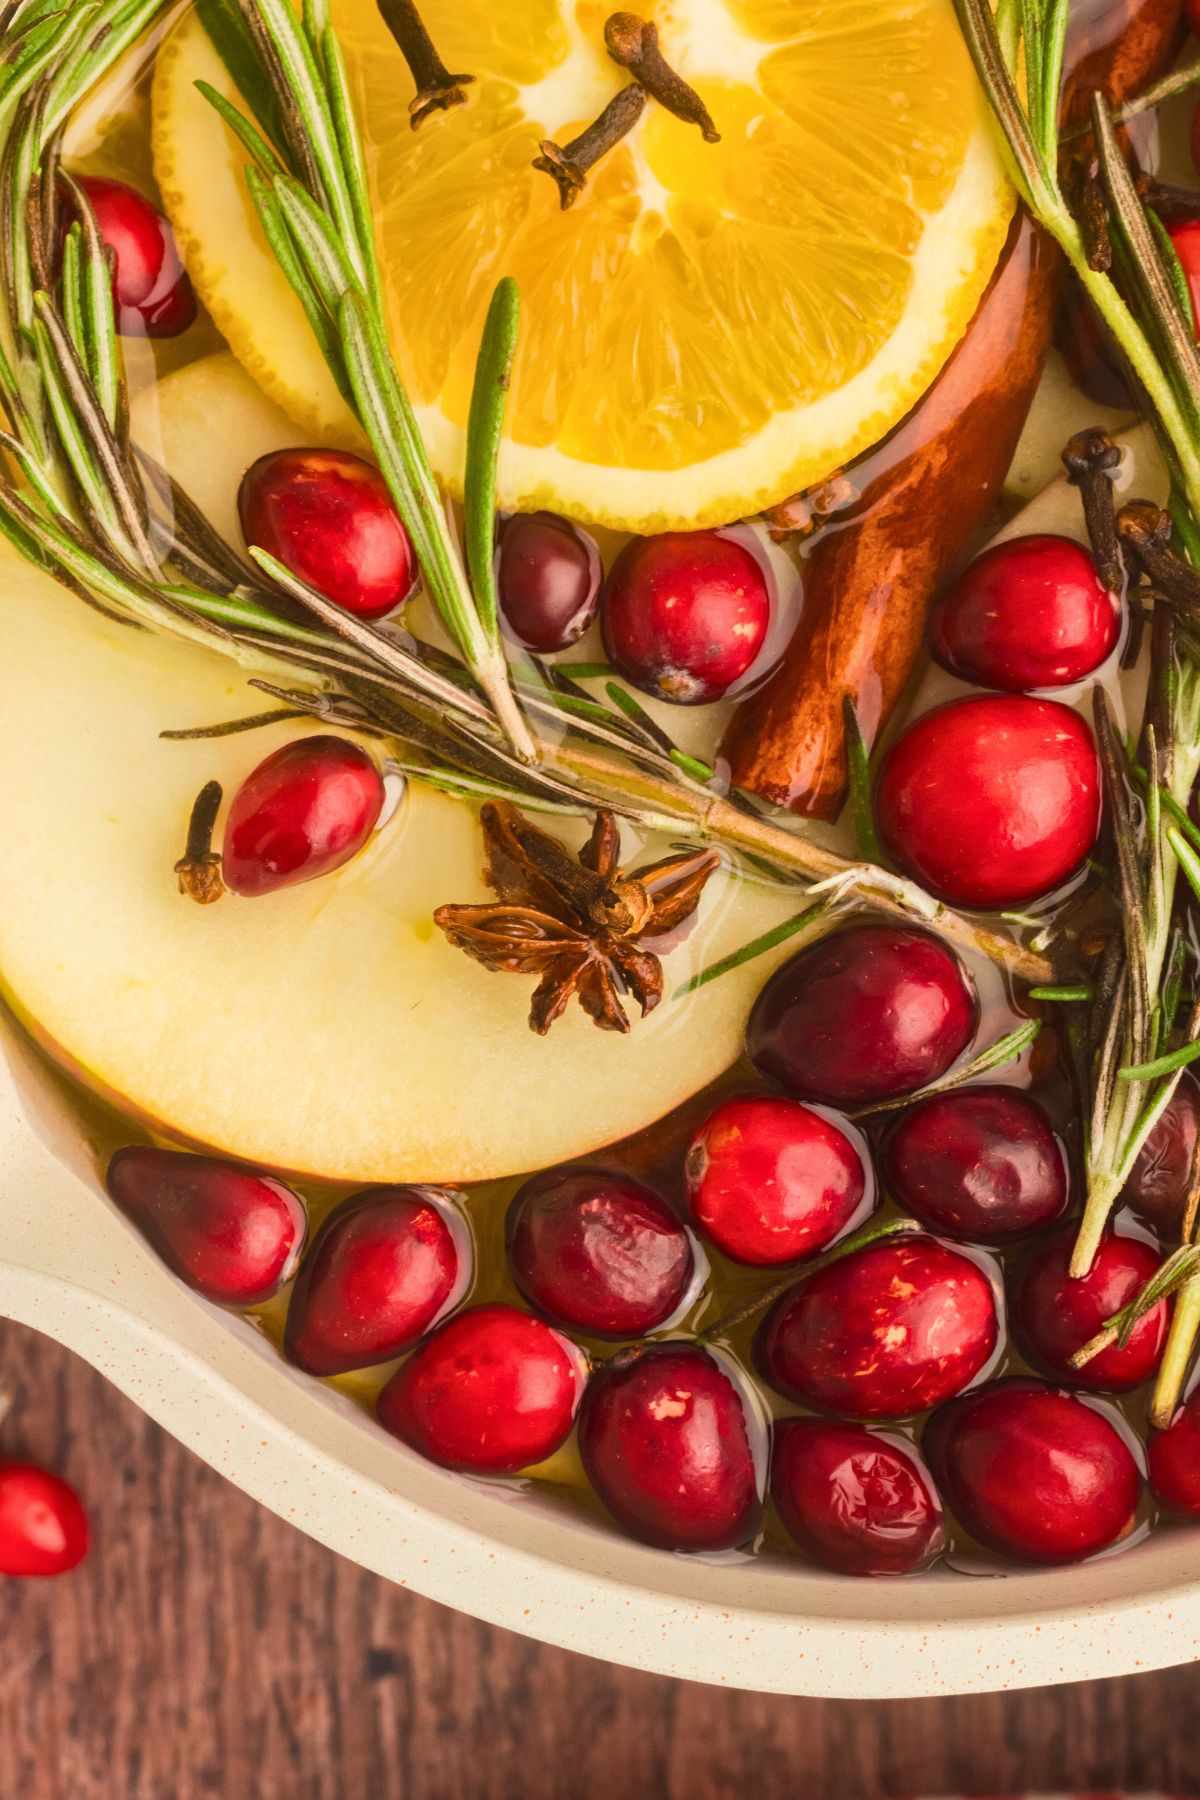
[2, 1316, 1198, 1800]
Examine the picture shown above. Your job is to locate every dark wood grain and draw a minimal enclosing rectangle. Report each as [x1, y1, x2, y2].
[1, 1314, 1198, 1800]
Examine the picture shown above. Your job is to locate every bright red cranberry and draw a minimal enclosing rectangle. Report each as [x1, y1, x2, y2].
[933, 535, 1119, 692]
[770, 1418, 943, 1576]
[1148, 1389, 1200, 1515]
[925, 1381, 1141, 1564]
[1012, 1227, 1168, 1392]
[684, 1095, 868, 1266]
[106, 1147, 306, 1306]
[1122, 1070, 1200, 1233]
[601, 531, 771, 703]
[497, 512, 602, 652]
[376, 1303, 585, 1473]
[74, 175, 195, 338]
[1169, 219, 1200, 335]
[506, 1168, 693, 1338]
[875, 696, 1101, 908]
[239, 449, 415, 621]
[221, 735, 385, 897]
[747, 924, 977, 1109]
[285, 1186, 468, 1375]
[882, 1086, 1068, 1242]
[578, 1343, 762, 1551]
[756, 1233, 997, 1418]
[0, 1465, 89, 1577]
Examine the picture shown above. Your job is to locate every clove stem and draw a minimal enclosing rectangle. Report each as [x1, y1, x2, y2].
[533, 84, 646, 209]
[174, 779, 226, 906]
[375, 0, 474, 128]
[604, 12, 719, 142]
[1062, 427, 1122, 594]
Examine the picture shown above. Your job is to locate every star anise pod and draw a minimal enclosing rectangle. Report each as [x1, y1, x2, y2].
[433, 801, 721, 1035]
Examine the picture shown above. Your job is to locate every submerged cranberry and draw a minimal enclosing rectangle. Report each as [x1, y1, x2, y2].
[770, 1418, 943, 1576]
[1012, 1227, 1168, 1392]
[755, 1234, 998, 1419]
[376, 1304, 584, 1473]
[601, 531, 771, 703]
[1058, 277, 1133, 409]
[285, 1186, 466, 1375]
[684, 1095, 867, 1266]
[876, 695, 1101, 909]
[239, 449, 415, 621]
[1148, 1390, 1200, 1515]
[0, 1465, 89, 1577]
[926, 1381, 1141, 1564]
[497, 512, 602, 652]
[106, 1147, 306, 1306]
[882, 1086, 1068, 1243]
[507, 1168, 693, 1338]
[1122, 1070, 1200, 1233]
[73, 175, 195, 337]
[746, 924, 977, 1109]
[933, 535, 1119, 691]
[578, 1344, 762, 1551]
[222, 735, 385, 897]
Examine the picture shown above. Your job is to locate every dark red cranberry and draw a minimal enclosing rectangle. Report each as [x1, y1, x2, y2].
[506, 1168, 693, 1338]
[285, 1186, 468, 1375]
[1169, 219, 1200, 335]
[0, 1465, 89, 1577]
[1057, 276, 1133, 409]
[1122, 1070, 1200, 1233]
[925, 1380, 1141, 1564]
[1191, 0, 1200, 39]
[578, 1343, 762, 1551]
[376, 1303, 585, 1473]
[601, 531, 771, 703]
[497, 512, 602, 652]
[875, 695, 1101, 908]
[933, 535, 1119, 691]
[1011, 1227, 1168, 1391]
[106, 1147, 306, 1306]
[73, 175, 196, 337]
[222, 735, 385, 897]
[1148, 1389, 1200, 1515]
[755, 1233, 998, 1418]
[747, 924, 977, 1109]
[1193, 97, 1200, 181]
[882, 1086, 1068, 1243]
[684, 1095, 868, 1266]
[239, 449, 415, 621]
[770, 1418, 943, 1576]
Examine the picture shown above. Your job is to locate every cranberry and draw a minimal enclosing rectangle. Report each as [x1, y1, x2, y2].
[933, 535, 1119, 692]
[1122, 1070, 1200, 1233]
[1057, 277, 1133, 409]
[72, 175, 195, 337]
[221, 735, 385, 897]
[1011, 1226, 1168, 1391]
[239, 449, 415, 622]
[578, 1343, 762, 1551]
[1193, 98, 1200, 181]
[925, 1380, 1141, 1564]
[1169, 220, 1200, 336]
[0, 1465, 89, 1577]
[506, 1168, 693, 1338]
[496, 512, 602, 652]
[376, 1303, 585, 1473]
[1148, 1389, 1200, 1515]
[601, 531, 771, 703]
[746, 924, 977, 1109]
[882, 1086, 1068, 1242]
[106, 1147, 306, 1306]
[684, 1095, 868, 1266]
[770, 1418, 943, 1576]
[755, 1233, 998, 1418]
[285, 1186, 468, 1375]
[875, 695, 1101, 908]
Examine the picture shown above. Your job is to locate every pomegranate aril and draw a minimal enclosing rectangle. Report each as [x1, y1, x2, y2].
[882, 1085, 1068, 1243]
[222, 734, 385, 897]
[73, 175, 196, 338]
[1011, 1226, 1168, 1391]
[601, 530, 771, 704]
[106, 1147, 306, 1306]
[1148, 1388, 1200, 1515]
[1122, 1069, 1200, 1233]
[497, 511, 602, 652]
[933, 534, 1119, 691]
[770, 1418, 943, 1576]
[0, 1464, 89, 1577]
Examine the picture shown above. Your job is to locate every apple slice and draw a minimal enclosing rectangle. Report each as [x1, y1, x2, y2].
[0, 355, 799, 1183]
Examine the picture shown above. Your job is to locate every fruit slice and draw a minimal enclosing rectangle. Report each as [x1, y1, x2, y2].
[151, 0, 1012, 532]
[0, 355, 797, 1184]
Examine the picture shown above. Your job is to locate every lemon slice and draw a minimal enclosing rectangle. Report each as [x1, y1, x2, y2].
[153, 0, 1012, 532]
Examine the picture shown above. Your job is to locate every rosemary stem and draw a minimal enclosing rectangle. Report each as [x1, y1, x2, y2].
[1150, 1274, 1200, 1427]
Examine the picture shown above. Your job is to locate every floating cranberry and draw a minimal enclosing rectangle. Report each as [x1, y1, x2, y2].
[239, 449, 415, 622]
[684, 1095, 868, 1267]
[507, 1168, 693, 1338]
[925, 1381, 1141, 1564]
[770, 1418, 943, 1576]
[285, 1186, 468, 1375]
[1012, 1227, 1168, 1391]
[875, 695, 1101, 909]
[376, 1303, 585, 1474]
[933, 535, 1119, 691]
[221, 734, 385, 897]
[106, 1147, 306, 1307]
[73, 174, 196, 337]
[882, 1086, 1068, 1243]
[1148, 1389, 1200, 1516]
[0, 1465, 89, 1577]
[755, 1233, 998, 1419]
[578, 1343, 762, 1551]
[746, 924, 977, 1109]
[601, 531, 771, 703]
[1169, 219, 1200, 336]
[496, 512, 602, 652]
[1122, 1070, 1200, 1233]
